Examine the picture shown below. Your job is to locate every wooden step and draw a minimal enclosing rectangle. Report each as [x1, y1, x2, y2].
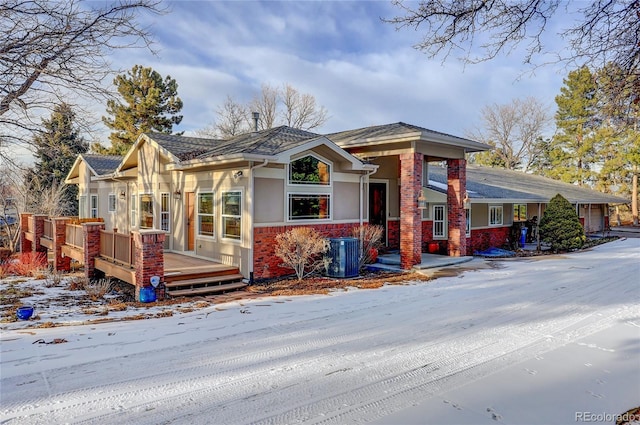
[168, 282, 248, 297]
[165, 267, 240, 282]
[164, 273, 245, 289]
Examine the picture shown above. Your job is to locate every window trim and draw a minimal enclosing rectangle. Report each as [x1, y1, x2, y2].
[513, 203, 527, 222]
[160, 192, 170, 232]
[465, 208, 471, 237]
[108, 193, 116, 213]
[221, 190, 242, 241]
[287, 193, 332, 221]
[131, 194, 137, 228]
[90, 194, 98, 219]
[288, 153, 333, 187]
[433, 204, 446, 239]
[489, 205, 504, 226]
[197, 191, 215, 239]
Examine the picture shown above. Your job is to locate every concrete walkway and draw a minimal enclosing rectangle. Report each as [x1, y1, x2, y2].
[368, 252, 474, 272]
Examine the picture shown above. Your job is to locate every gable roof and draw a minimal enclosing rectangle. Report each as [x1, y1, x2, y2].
[83, 154, 123, 176]
[428, 165, 628, 204]
[327, 122, 490, 153]
[144, 133, 223, 161]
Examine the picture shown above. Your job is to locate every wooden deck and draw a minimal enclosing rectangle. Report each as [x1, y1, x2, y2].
[94, 252, 246, 297]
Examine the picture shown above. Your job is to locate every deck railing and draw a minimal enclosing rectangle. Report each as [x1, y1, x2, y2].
[100, 230, 135, 268]
[27, 216, 35, 234]
[65, 224, 84, 249]
[43, 219, 53, 240]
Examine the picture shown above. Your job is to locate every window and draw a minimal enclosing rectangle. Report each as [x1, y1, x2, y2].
[160, 193, 170, 232]
[490, 205, 503, 226]
[465, 209, 471, 237]
[108, 194, 116, 213]
[90, 195, 98, 218]
[422, 159, 429, 187]
[289, 155, 331, 185]
[433, 205, 446, 238]
[221, 191, 241, 240]
[140, 194, 153, 229]
[514, 204, 527, 221]
[78, 195, 87, 218]
[198, 192, 214, 237]
[131, 195, 137, 228]
[289, 194, 331, 220]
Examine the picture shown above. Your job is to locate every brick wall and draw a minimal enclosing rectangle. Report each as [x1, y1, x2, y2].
[52, 218, 71, 272]
[253, 222, 359, 281]
[387, 220, 399, 250]
[133, 231, 166, 301]
[83, 222, 105, 280]
[20, 213, 32, 253]
[467, 227, 510, 253]
[447, 159, 467, 256]
[33, 215, 47, 253]
[399, 153, 423, 269]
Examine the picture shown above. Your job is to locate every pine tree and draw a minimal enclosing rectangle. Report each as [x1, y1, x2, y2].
[102, 65, 183, 155]
[539, 194, 585, 253]
[547, 67, 600, 187]
[28, 103, 88, 215]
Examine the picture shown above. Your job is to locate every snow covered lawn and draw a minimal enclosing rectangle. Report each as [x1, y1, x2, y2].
[1, 238, 639, 424]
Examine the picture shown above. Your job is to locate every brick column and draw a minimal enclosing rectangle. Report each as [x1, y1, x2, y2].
[447, 158, 467, 256]
[33, 214, 47, 253]
[399, 152, 423, 269]
[83, 222, 105, 280]
[20, 213, 33, 253]
[52, 217, 71, 272]
[133, 230, 165, 301]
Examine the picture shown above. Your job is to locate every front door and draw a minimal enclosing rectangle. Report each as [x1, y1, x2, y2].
[369, 182, 387, 245]
[186, 192, 195, 251]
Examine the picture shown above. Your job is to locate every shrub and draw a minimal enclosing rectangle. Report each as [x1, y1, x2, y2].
[352, 224, 384, 270]
[539, 193, 586, 253]
[8, 252, 48, 278]
[85, 278, 112, 300]
[275, 227, 330, 281]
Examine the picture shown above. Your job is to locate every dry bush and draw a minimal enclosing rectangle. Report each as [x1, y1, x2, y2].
[85, 278, 112, 300]
[44, 271, 65, 288]
[275, 227, 330, 281]
[66, 275, 88, 291]
[7, 252, 48, 278]
[352, 224, 384, 269]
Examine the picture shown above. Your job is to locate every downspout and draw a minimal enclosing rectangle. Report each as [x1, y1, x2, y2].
[359, 168, 377, 257]
[248, 159, 269, 285]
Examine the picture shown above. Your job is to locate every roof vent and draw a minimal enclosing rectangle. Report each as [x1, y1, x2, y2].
[252, 111, 259, 132]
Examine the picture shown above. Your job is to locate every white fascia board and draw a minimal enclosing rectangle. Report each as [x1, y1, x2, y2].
[167, 153, 277, 171]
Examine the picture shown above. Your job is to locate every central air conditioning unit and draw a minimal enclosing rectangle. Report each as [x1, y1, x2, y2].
[325, 237, 359, 278]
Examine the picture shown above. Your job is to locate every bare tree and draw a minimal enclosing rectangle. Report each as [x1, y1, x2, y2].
[386, 1, 639, 84]
[280, 84, 329, 130]
[0, 0, 165, 155]
[215, 95, 250, 138]
[469, 97, 551, 171]
[251, 84, 279, 130]
[203, 83, 330, 138]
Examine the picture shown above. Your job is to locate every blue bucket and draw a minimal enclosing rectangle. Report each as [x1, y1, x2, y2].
[16, 306, 34, 320]
[139, 286, 156, 303]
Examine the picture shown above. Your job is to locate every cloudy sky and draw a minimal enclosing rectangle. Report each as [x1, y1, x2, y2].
[104, 1, 573, 140]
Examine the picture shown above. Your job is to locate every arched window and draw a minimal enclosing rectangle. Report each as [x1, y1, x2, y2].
[289, 155, 331, 185]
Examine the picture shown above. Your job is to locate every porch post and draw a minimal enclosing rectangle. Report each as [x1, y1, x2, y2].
[32, 214, 47, 253]
[447, 158, 467, 256]
[399, 152, 423, 269]
[20, 213, 33, 253]
[52, 217, 71, 272]
[82, 222, 105, 280]
[133, 230, 166, 301]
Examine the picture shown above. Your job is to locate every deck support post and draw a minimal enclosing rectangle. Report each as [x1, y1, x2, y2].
[83, 222, 105, 281]
[447, 158, 467, 257]
[133, 230, 166, 302]
[20, 213, 33, 253]
[52, 217, 71, 272]
[32, 214, 47, 254]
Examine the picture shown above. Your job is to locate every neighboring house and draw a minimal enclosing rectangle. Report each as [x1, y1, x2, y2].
[65, 122, 626, 282]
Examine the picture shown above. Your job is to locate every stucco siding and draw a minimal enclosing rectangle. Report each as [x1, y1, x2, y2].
[333, 181, 360, 220]
[255, 178, 285, 223]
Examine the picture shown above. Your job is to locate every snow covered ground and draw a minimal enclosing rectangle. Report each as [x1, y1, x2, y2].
[1, 238, 639, 424]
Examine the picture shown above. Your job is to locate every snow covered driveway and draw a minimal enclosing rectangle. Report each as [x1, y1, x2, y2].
[1, 238, 639, 424]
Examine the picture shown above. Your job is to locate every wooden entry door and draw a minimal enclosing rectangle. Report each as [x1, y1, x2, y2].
[369, 182, 387, 245]
[186, 192, 195, 251]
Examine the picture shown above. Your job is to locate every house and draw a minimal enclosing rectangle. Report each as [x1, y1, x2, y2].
[61, 122, 626, 291]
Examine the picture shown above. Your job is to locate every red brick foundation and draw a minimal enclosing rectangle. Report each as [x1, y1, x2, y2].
[467, 227, 510, 254]
[399, 153, 423, 269]
[83, 222, 105, 280]
[133, 230, 166, 301]
[253, 223, 359, 280]
[52, 217, 71, 272]
[447, 159, 467, 256]
[387, 220, 400, 250]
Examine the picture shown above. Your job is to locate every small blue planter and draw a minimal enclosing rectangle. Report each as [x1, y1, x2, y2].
[139, 286, 156, 303]
[16, 306, 34, 320]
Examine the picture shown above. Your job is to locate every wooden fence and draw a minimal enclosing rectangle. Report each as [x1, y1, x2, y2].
[99, 230, 135, 268]
[65, 224, 84, 249]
